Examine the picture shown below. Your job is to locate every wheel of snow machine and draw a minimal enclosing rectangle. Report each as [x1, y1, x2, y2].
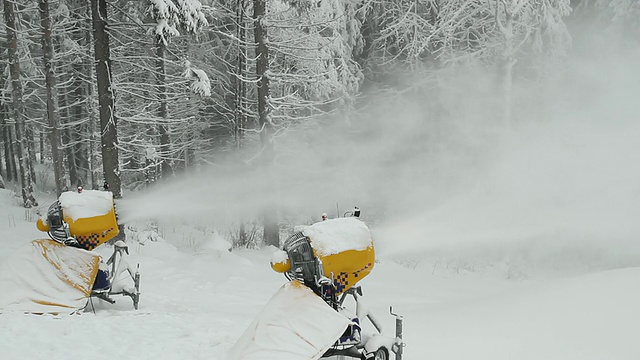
[365, 347, 388, 360]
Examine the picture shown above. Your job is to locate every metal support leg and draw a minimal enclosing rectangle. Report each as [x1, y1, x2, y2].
[390, 307, 404, 360]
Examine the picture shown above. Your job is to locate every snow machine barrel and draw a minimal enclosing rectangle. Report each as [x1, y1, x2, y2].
[37, 189, 119, 250]
[271, 217, 375, 296]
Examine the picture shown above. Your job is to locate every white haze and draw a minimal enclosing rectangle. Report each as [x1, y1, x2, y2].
[118, 30, 640, 274]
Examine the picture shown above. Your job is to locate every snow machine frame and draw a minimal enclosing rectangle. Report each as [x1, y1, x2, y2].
[89, 240, 141, 311]
[321, 285, 405, 360]
[44, 201, 77, 246]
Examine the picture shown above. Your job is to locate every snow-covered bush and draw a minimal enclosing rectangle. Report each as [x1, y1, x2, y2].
[126, 221, 165, 245]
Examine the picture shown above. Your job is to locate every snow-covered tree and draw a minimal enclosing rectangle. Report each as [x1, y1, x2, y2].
[601, 0, 640, 39]
[0, 14, 10, 184]
[266, 0, 365, 123]
[50, 0, 100, 190]
[428, 0, 572, 125]
[147, 0, 209, 179]
[610, 0, 640, 19]
[360, 0, 436, 68]
[3, 0, 38, 207]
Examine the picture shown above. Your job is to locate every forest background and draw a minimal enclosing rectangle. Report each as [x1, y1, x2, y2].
[1, 0, 638, 247]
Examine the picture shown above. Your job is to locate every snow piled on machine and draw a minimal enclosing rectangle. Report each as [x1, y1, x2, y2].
[301, 217, 373, 256]
[271, 249, 289, 265]
[58, 190, 114, 221]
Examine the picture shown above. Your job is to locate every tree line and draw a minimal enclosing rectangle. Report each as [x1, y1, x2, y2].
[0, 0, 636, 245]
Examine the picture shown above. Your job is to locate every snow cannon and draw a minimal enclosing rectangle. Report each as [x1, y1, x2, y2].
[36, 189, 119, 250]
[271, 217, 375, 298]
[1, 190, 140, 314]
[234, 216, 405, 360]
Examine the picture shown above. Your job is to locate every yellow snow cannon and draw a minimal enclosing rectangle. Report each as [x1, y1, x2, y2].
[241, 217, 404, 360]
[271, 216, 375, 297]
[36, 189, 119, 250]
[1, 190, 140, 314]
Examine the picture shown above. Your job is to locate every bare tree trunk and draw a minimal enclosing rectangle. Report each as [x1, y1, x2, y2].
[263, 210, 279, 247]
[39, 0, 65, 195]
[69, 11, 91, 188]
[235, 0, 247, 149]
[496, 4, 515, 127]
[2, 118, 16, 182]
[84, 11, 99, 190]
[73, 97, 90, 187]
[0, 116, 5, 182]
[501, 55, 514, 127]
[63, 131, 79, 186]
[4, 0, 38, 207]
[89, 115, 99, 189]
[25, 120, 38, 186]
[58, 91, 80, 188]
[253, 0, 279, 247]
[0, 80, 7, 183]
[91, 0, 121, 198]
[72, 65, 90, 187]
[253, 0, 272, 156]
[234, 0, 250, 246]
[154, 35, 172, 179]
[9, 128, 17, 182]
[39, 129, 44, 164]
[234, 0, 248, 244]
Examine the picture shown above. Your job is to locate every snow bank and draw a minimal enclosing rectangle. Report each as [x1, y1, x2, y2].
[198, 230, 232, 253]
[58, 190, 114, 221]
[302, 217, 373, 256]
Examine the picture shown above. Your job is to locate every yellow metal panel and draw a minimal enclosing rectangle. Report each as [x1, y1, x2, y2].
[316, 246, 375, 295]
[63, 208, 119, 250]
[271, 258, 291, 273]
[36, 218, 50, 232]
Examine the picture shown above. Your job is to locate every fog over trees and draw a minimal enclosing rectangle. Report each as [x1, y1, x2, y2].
[1, 0, 637, 245]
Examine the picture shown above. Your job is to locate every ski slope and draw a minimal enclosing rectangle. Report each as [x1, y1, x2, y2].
[1, 188, 640, 359]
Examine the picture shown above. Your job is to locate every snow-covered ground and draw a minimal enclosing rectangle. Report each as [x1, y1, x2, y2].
[1, 187, 639, 360]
